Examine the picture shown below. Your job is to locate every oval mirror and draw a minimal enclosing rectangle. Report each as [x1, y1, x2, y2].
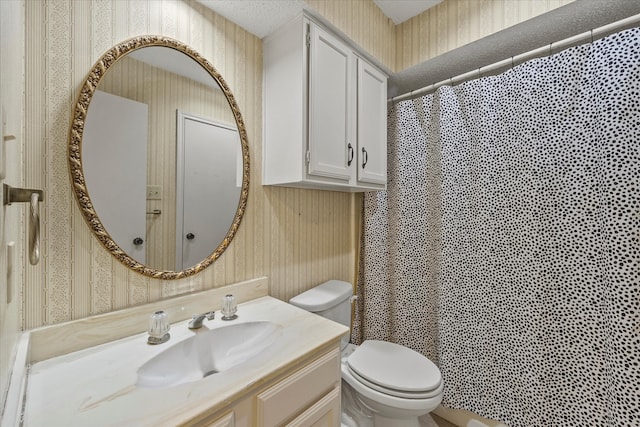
[69, 36, 249, 280]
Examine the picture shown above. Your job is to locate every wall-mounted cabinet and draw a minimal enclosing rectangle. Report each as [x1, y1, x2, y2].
[263, 13, 387, 192]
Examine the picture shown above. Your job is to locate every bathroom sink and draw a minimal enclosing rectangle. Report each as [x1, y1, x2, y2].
[136, 321, 282, 388]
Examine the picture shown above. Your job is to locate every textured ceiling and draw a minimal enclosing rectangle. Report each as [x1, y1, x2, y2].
[196, 0, 442, 38]
[373, 0, 442, 25]
[196, 0, 306, 39]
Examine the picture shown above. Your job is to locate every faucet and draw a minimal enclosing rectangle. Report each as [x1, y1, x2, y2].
[188, 311, 215, 329]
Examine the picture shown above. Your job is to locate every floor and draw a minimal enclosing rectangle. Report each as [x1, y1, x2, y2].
[430, 413, 459, 427]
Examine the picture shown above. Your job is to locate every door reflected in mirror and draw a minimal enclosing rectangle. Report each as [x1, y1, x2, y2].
[70, 36, 249, 279]
[176, 112, 242, 271]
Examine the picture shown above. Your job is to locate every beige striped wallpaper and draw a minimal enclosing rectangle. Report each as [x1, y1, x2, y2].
[21, 0, 575, 330]
[395, 0, 574, 71]
[23, 0, 356, 330]
[306, 0, 573, 73]
[306, 0, 396, 70]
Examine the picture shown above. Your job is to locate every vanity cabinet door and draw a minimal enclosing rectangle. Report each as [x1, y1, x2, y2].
[307, 22, 355, 182]
[204, 411, 234, 427]
[257, 348, 341, 427]
[286, 386, 341, 427]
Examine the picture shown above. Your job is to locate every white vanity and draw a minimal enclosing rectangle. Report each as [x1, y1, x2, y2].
[13, 278, 348, 426]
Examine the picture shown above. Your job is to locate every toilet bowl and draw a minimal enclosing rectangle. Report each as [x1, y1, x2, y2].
[289, 280, 443, 427]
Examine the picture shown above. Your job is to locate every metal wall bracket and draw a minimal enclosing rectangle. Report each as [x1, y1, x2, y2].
[3, 183, 44, 265]
[3, 184, 43, 205]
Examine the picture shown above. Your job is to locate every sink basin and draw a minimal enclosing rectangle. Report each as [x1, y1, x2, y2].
[136, 321, 282, 388]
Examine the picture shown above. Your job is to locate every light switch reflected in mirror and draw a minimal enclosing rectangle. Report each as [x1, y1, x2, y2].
[69, 36, 249, 280]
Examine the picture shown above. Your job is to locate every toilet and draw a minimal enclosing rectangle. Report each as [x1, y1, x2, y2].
[289, 280, 443, 427]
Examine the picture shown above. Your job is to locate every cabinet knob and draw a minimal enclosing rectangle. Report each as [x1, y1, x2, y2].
[361, 147, 368, 168]
[347, 143, 354, 166]
[133, 237, 144, 245]
[186, 233, 195, 240]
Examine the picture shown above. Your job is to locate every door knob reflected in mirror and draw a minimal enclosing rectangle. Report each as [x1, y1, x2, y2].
[186, 233, 195, 240]
[133, 237, 144, 245]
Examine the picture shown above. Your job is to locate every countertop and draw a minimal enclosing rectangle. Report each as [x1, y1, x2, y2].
[22, 296, 348, 426]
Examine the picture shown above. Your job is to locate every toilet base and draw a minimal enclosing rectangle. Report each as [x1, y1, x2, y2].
[341, 379, 438, 427]
[341, 379, 374, 427]
[372, 414, 439, 427]
[341, 412, 438, 427]
[341, 411, 436, 427]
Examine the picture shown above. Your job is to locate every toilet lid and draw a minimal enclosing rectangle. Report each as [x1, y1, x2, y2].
[347, 340, 441, 397]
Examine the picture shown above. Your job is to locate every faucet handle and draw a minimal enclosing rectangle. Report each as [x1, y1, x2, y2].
[148, 310, 170, 345]
[221, 294, 238, 321]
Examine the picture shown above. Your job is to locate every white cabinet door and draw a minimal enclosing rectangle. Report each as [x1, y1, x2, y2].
[257, 348, 341, 427]
[205, 411, 234, 427]
[308, 22, 355, 181]
[286, 387, 341, 427]
[357, 58, 387, 185]
[263, 14, 387, 191]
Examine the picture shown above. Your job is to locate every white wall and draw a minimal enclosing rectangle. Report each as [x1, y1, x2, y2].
[0, 0, 25, 415]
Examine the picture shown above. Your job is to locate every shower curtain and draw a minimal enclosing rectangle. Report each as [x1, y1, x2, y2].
[354, 27, 640, 427]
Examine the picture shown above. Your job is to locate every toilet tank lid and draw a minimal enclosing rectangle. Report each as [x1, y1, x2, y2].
[289, 280, 353, 312]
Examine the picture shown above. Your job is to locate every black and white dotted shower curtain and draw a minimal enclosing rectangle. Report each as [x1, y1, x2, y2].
[354, 28, 640, 427]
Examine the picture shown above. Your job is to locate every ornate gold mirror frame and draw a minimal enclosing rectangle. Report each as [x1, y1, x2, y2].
[69, 35, 250, 280]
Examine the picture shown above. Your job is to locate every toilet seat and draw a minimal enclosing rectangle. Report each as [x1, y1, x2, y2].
[346, 340, 442, 399]
[347, 366, 442, 399]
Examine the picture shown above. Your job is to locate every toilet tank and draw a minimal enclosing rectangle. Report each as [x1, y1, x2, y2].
[289, 280, 353, 329]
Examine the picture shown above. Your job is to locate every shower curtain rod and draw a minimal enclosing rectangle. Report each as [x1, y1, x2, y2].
[390, 13, 640, 103]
